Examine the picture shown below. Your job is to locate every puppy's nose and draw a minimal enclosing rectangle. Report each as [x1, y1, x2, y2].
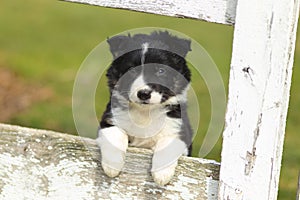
[137, 89, 151, 100]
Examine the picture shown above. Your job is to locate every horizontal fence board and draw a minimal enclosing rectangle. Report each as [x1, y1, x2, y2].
[0, 124, 220, 199]
[63, 0, 237, 25]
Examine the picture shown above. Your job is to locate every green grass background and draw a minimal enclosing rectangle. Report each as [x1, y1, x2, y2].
[0, 0, 299, 199]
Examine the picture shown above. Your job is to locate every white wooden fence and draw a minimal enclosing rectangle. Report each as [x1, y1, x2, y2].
[63, 0, 300, 199]
[65, 0, 300, 199]
[1, 0, 298, 199]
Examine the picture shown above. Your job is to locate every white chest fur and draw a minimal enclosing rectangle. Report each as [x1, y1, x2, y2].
[112, 103, 182, 149]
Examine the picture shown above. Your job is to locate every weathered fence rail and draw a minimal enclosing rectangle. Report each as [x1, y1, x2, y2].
[63, 0, 238, 25]
[0, 123, 220, 199]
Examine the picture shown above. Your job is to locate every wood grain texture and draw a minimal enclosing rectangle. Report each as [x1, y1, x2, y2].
[0, 123, 220, 199]
[219, 0, 300, 199]
[62, 0, 237, 25]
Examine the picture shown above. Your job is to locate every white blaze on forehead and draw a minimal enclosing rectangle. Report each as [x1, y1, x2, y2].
[141, 42, 149, 66]
[142, 42, 149, 55]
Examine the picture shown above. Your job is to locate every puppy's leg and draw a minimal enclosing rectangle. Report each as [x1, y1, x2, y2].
[96, 126, 128, 177]
[151, 137, 187, 186]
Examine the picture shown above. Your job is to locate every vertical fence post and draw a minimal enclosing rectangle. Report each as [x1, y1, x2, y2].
[218, 0, 300, 199]
[297, 172, 300, 200]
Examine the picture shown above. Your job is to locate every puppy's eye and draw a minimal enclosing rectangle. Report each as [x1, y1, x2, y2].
[157, 68, 166, 75]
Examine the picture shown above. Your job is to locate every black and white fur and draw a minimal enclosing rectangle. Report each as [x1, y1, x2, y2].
[97, 31, 193, 186]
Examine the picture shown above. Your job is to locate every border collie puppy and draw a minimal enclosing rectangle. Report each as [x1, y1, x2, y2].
[97, 31, 193, 186]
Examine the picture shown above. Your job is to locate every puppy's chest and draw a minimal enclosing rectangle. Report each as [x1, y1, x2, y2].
[112, 106, 181, 149]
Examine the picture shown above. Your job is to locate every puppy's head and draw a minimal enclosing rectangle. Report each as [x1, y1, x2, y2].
[106, 31, 191, 106]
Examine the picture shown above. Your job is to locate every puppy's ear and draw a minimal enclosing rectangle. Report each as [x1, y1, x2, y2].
[150, 31, 191, 57]
[172, 37, 191, 58]
[107, 35, 131, 59]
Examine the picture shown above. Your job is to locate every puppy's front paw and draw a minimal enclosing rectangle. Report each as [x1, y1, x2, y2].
[97, 126, 128, 178]
[151, 163, 177, 186]
[101, 162, 122, 177]
[100, 150, 126, 178]
[101, 151, 126, 177]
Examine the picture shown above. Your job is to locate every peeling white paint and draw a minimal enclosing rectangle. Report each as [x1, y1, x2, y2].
[206, 177, 219, 200]
[0, 123, 220, 199]
[165, 175, 198, 200]
[0, 153, 97, 200]
[16, 136, 26, 144]
[64, 0, 237, 25]
[219, 0, 300, 199]
[177, 174, 198, 184]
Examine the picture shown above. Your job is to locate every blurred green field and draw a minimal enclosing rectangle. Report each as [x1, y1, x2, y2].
[0, 0, 299, 199]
